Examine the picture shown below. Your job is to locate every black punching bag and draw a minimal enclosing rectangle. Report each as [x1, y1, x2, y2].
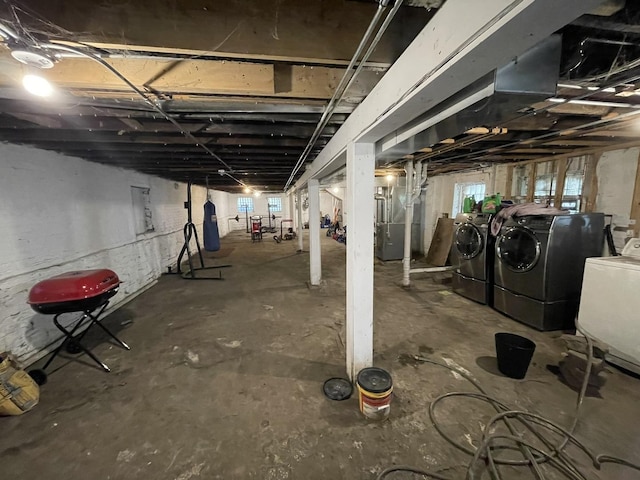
[203, 201, 220, 251]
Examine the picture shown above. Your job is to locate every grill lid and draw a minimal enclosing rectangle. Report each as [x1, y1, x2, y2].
[28, 269, 121, 306]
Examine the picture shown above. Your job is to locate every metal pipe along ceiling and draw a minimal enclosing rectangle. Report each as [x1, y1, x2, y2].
[284, 0, 404, 190]
[42, 42, 249, 189]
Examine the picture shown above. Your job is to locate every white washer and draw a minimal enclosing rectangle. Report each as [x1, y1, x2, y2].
[578, 238, 640, 374]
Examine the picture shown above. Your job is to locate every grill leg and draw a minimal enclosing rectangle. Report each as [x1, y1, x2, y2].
[52, 315, 111, 372]
[41, 312, 91, 371]
[89, 313, 130, 351]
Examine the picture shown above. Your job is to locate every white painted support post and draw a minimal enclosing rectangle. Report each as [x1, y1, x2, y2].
[296, 189, 304, 252]
[346, 142, 375, 380]
[308, 179, 322, 285]
[402, 160, 414, 287]
[288, 193, 295, 226]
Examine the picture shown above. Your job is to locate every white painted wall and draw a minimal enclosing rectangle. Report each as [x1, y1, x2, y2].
[0, 144, 231, 363]
[227, 193, 291, 231]
[422, 148, 640, 255]
[595, 147, 639, 251]
[423, 167, 499, 253]
[320, 188, 343, 225]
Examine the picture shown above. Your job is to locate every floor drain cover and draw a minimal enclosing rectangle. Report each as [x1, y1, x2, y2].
[323, 378, 353, 401]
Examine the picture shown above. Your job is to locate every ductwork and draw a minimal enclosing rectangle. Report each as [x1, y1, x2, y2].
[376, 34, 562, 161]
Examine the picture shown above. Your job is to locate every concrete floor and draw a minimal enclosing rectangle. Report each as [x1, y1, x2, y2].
[2, 230, 640, 480]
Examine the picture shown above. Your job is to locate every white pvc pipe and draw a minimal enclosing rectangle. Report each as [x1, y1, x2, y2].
[410, 266, 455, 274]
[402, 160, 414, 287]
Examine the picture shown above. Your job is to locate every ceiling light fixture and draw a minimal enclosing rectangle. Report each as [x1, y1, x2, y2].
[333, 187, 340, 193]
[243, 187, 251, 193]
[557, 83, 616, 93]
[22, 74, 53, 97]
[254, 191, 262, 197]
[10, 48, 56, 69]
[385, 174, 395, 182]
[569, 99, 635, 108]
[557, 83, 583, 90]
[548, 97, 637, 109]
[587, 86, 616, 93]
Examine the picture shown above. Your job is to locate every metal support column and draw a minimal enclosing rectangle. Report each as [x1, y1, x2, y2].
[308, 179, 322, 285]
[345, 142, 375, 380]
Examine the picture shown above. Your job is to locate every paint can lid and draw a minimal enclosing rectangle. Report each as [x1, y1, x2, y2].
[357, 367, 393, 394]
[323, 378, 353, 401]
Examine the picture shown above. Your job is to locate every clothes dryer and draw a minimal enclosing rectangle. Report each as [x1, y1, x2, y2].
[493, 213, 604, 331]
[451, 214, 494, 305]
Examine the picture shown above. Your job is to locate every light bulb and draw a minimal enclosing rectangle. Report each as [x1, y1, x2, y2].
[243, 187, 251, 194]
[386, 174, 395, 182]
[333, 187, 339, 193]
[22, 74, 53, 97]
[254, 191, 262, 197]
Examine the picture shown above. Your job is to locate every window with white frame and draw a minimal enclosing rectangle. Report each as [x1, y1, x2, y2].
[452, 182, 486, 217]
[131, 186, 154, 235]
[561, 156, 587, 213]
[237, 197, 254, 213]
[534, 161, 557, 206]
[512, 164, 532, 204]
[267, 197, 282, 212]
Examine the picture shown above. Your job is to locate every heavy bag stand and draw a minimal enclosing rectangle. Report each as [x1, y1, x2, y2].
[171, 181, 231, 280]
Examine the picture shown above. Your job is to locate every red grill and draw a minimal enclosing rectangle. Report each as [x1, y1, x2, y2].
[27, 269, 130, 383]
[29, 269, 121, 315]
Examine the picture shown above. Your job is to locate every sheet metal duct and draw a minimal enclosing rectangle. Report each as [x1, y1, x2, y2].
[376, 34, 562, 161]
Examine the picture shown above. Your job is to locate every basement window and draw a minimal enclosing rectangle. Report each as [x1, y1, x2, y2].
[561, 156, 587, 213]
[237, 197, 254, 213]
[131, 186, 154, 234]
[452, 182, 486, 216]
[534, 161, 557, 206]
[268, 197, 282, 212]
[512, 165, 531, 203]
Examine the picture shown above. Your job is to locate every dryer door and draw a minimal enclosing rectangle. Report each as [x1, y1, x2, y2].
[496, 226, 541, 272]
[455, 223, 484, 260]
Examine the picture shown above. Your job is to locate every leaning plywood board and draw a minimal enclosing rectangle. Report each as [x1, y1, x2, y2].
[426, 217, 455, 266]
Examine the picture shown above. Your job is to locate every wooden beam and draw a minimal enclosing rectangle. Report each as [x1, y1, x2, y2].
[545, 140, 610, 146]
[526, 163, 536, 203]
[582, 153, 601, 213]
[0, 54, 381, 100]
[581, 130, 640, 139]
[554, 158, 568, 208]
[18, 0, 429, 65]
[505, 165, 514, 200]
[630, 151, 640, 237]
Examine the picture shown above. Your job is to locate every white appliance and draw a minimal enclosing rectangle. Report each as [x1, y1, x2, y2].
[578, 238, 640, 374]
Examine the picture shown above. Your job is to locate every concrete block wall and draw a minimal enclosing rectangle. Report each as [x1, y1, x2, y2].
[0, 143, 231, 363]
[595, 148, 639, 251]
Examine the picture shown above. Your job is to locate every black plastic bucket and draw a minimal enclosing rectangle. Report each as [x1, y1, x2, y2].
[495, 333, 536, 379]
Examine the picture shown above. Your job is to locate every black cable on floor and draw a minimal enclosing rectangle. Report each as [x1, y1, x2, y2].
[376, 329, 640, 480]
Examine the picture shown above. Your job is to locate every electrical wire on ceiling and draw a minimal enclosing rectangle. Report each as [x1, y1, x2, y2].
[418, 63, 640, 167]
[283, 0, 405, 191]
[0, 4, 251, 190]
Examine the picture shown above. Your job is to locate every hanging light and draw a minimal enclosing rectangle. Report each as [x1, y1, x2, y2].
[386, 174, 395, 182]
[22, 74, 53, 97]
[243, 187, 251, 194]
[332, 187, 339, 193]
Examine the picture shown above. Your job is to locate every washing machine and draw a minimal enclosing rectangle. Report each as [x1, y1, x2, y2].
[578, 238, 640, 375]
[493, 213, 604, 331]
[451, 214, 494, 305]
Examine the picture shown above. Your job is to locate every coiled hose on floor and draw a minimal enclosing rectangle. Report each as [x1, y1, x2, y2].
[377, 331, 640, 480]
